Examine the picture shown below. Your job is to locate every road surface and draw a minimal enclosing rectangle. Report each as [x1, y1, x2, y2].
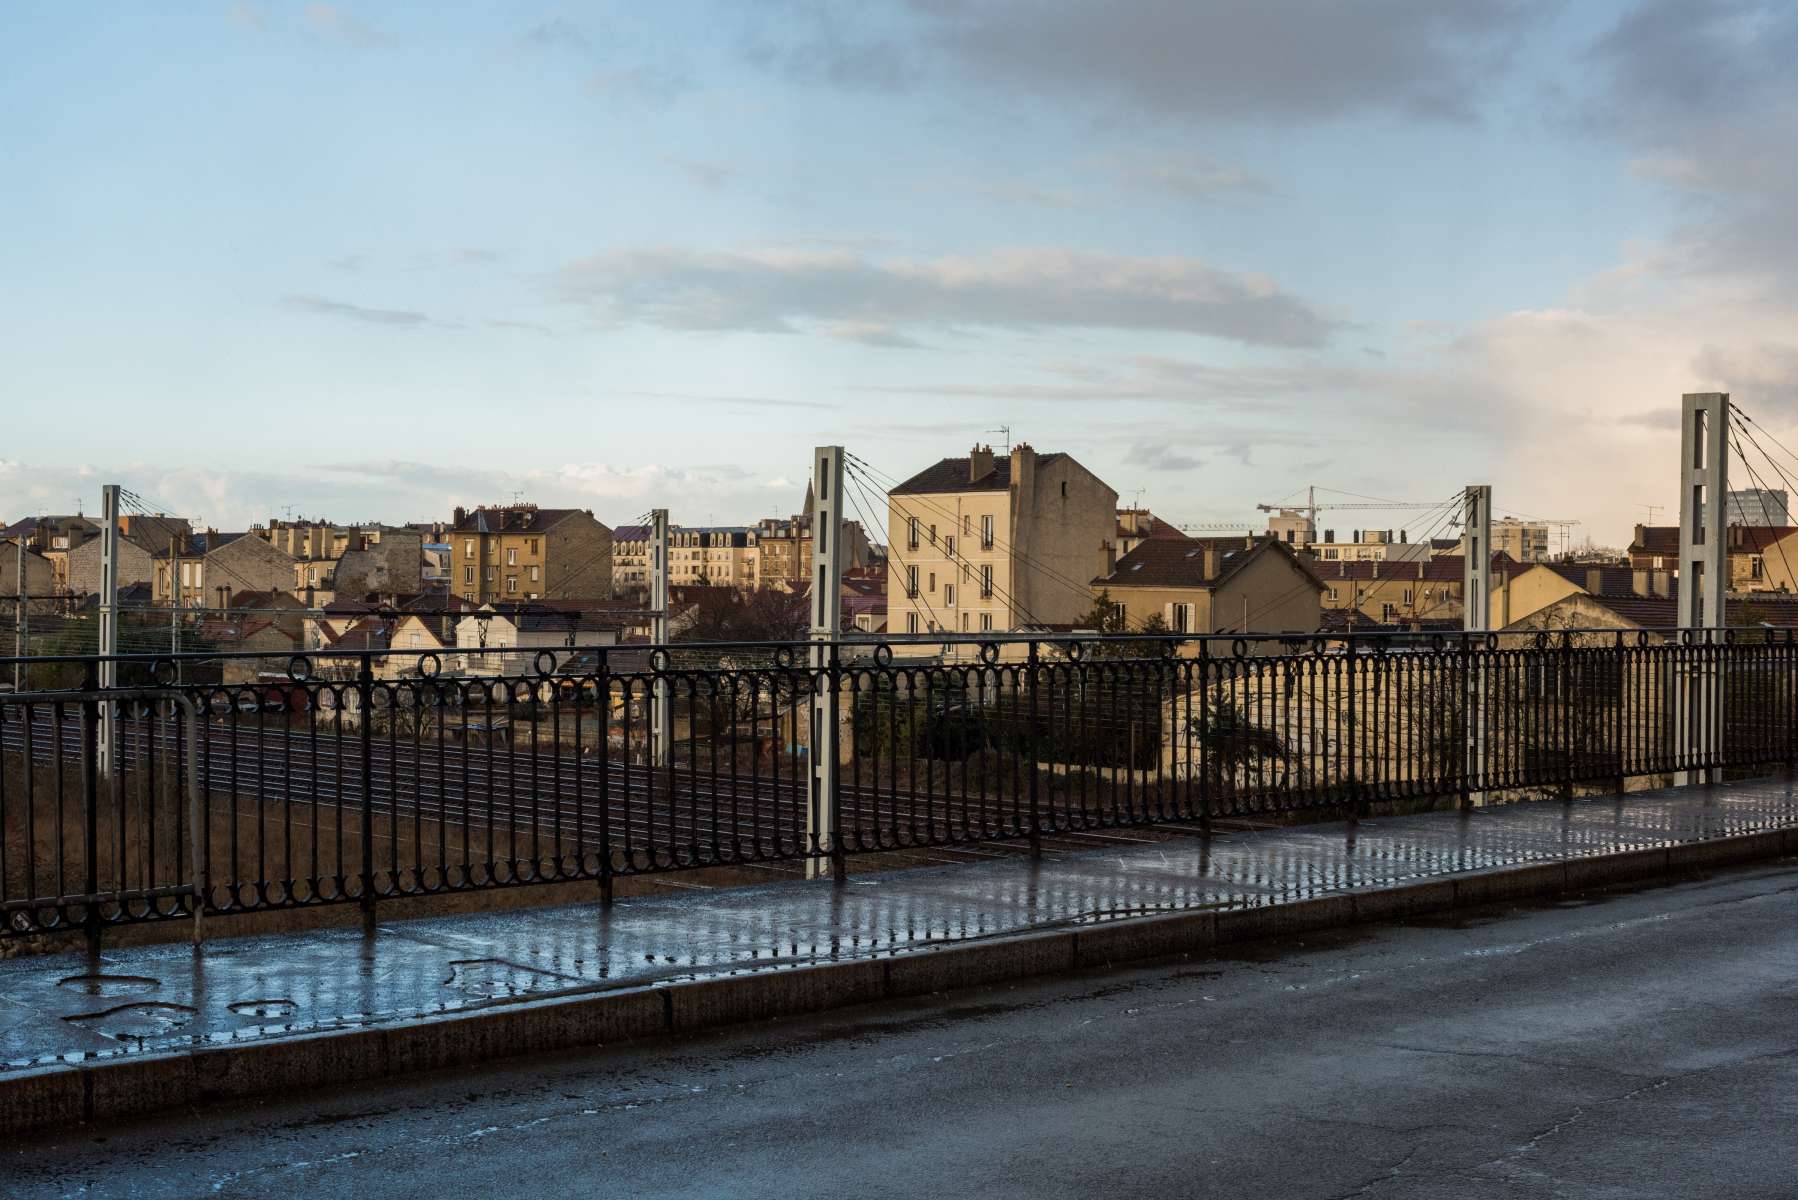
[9, 861, 1798, 1198]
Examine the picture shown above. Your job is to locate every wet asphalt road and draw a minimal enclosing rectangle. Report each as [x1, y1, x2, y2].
[9, 864, 1798, 1199]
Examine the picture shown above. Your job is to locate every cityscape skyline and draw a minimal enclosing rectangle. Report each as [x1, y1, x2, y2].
[6, 2, 1798, 544]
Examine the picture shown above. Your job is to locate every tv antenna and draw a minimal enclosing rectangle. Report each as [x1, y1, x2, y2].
[1639, 503, 1663, 523]
[986, 424, 1012, 453]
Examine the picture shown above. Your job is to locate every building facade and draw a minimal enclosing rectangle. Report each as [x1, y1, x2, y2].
[886, 444, 1118, 635]
[450, 505, 613, 605]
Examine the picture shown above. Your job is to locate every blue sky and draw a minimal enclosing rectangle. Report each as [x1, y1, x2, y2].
[5, 1, 1797, 545]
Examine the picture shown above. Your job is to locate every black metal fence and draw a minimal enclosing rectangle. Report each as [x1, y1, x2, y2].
[3, 627, 1792, 942]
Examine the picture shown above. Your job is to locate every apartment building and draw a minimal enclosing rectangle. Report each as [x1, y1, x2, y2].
[150, 531, 297, 609]
[886, 443, 1117, 635]
[671, 527, 756, 588]
[1315, 556, 1508, 625]
[449, 505, 613, 604]
[1627, 523, 1798, 592]
[1307, 528, 1430, 564]
[1092, 535, 1323, 636]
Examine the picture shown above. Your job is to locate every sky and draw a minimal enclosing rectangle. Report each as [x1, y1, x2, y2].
[4, 1, 1798, 547]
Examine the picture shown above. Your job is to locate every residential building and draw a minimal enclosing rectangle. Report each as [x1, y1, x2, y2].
[1115, 508, 1188, 557]
[886, 443, 1118, 635]
[258, 519, 424, 606]
[1091, 535, 1323, 637]
[1316, 555, 1517, 626]
[67, 530, 155, 598]
[1627, 524, 1798, 592]
[149, 531, 296, 610]
[671, 526, 756, 588]
[1490, 562, 1668, 627]
[1727, 488, 1790, 527]
[3, 514, 103, 595]
[454, 602, 626, 675]
[0, 540, 57, 608]
[1305, 528, 1430, 564]
[1264, 508, 1315, 548]
[612, 524, 651, 596]
[449, 505, 613, 605]
[1490, 518, 1554, 564]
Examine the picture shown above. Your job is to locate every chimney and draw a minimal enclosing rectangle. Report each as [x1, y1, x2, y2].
[1633, 522, 1646, 548]
[1103, 540, 1117, 575]
[1586, 567, 1604, 595]
[1203, 548, 1220, 579]
[1417, 561, 1425, 580]
[1011, 442, 1037, 499]
[1632, 568, 1649, 597]
[969, 444, 995, 483]
[1652, 569, 1672, 599]
[453, 506, 466, 527]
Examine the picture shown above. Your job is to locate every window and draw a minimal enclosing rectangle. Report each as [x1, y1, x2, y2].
[961, 613, 969, 630]
[464, 592, 475, 603]
[506, 548, 518, 566]
[528, 538, 539, 554]
[1167, 602, 1194, 633]
[928, 571, 936, 592]
[1060, 481, 1067, 498]
[907, 612, 919, 634]
[506, 576, 518, 594]
[980, 612, 994, 632]
[529, 565, 540, 581]
[464, 539, 475, 559]
[944, 583, 955, 606]
[929, 524, 937, 545]
[463, 566, 474, 584]
[484, 566, 495, 582]
[945, 535, 956, 556]
[1326, 586, 1337, 602]
[963, 515, 971, 535]
[1323, 548, 1339, 560]
[907, 565, 919, 598]
[1402, 588, 1414, 605]
[980, 564, 993, 598]
[980, 514, 994, 549]
[908, 517, 919, 550]
[1381, 602, 1398, 621]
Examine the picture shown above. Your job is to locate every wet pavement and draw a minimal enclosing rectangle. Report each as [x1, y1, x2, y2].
[3, 776, 1796, 1073]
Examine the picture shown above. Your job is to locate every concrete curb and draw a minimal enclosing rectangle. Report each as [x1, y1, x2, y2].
[6, 826, 1794, 1136]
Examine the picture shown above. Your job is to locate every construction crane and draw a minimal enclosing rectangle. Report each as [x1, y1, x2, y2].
[1256, 486, 1449, 543]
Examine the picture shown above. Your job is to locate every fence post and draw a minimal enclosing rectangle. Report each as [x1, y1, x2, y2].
[597, 648, 613, 908]
[827, 640, 846, 885]
[1196, 640, 1212, 837]
[1345, 636, 1361, 819]
[81, 662, 102, 958]
[357, 654, 376, 934]
[1560, 632, 1575, 803]
[1027, 640, 1042, 858]
[1613, 632, 1627, 796]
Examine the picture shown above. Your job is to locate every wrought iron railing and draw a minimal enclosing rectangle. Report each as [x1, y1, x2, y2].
[2, 627, 1790, 943]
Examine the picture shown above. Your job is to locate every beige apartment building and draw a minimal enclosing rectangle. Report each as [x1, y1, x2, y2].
[1093, 536, 1324, 637]
[886, 444, 1117, 635]
[450, 504, 613, 604]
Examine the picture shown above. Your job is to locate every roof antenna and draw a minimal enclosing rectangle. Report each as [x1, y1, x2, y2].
[986, 424, 1012, 453]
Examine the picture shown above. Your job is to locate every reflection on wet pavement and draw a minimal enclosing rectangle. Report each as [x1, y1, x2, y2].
[2, 776, 1794, 1072]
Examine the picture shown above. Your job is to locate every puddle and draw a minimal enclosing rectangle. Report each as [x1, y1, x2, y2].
[229, 999, 298, 1019]
[64, 1002, 197, 1042]
[443, 959, 578, 999]
[56, 974, 160, 998]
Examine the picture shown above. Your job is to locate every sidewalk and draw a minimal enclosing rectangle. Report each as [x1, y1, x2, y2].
[5, 775, 1797, 1132]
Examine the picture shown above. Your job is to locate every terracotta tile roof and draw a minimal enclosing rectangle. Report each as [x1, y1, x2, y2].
[891, 452, 1067, 495]
[1096, 536, 1323, 593]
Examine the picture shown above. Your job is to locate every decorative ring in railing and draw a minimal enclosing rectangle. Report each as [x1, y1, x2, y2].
[1485, 632, 1499, 651]
[287, 654, 313, 683]
[533, 649, 558, 678]
[1723, 627, 1737, 645]
[1231, 638, 1248, 659]
[872, 643, 893, 668]
[979, 641, 1000, 665]
[649, 647, 670, 674]
[207, 686, 232, 716]
[1066, 639, 1085, 662]
[418, 652, 440, 679]
[1637, 630, 1651, 647]
[773, 645, 795, 669]
[150, 658, 179, 687]
[1311, 635, 1329, 657]
[1680, 628, 1695, 646]
[1429, 633, 1446, 652]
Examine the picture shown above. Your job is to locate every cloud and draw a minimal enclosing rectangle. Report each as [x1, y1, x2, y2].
[1124, 443, 1202, 472]
[823, 321, 925, 349]
[589, 65, 691, 105]
[621, 390, 838, 411]
[1113, 152, 1269, 200]
[519, 18, 589, 52]
[485, 318, 556, 336]
[303, 4, 393, 48]
[1692, 343, 1798, 414]
[746, 0, 1546, 123]
[281, 294, 433, 327]
[973, 181, 1095, 210]
[228, 2, 268, 32]
[664, 156, 736, 191]
[552, 246, 1338, 348]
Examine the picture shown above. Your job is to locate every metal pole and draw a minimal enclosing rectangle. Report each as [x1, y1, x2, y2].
[808, 446, 845, 882]
[97, 484, 120, 778]
[1677, 392, 1728, 785]
[12, 531, 23, 691]
[1462, 484, 1491, 807]
[649, 508, 670, 768]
